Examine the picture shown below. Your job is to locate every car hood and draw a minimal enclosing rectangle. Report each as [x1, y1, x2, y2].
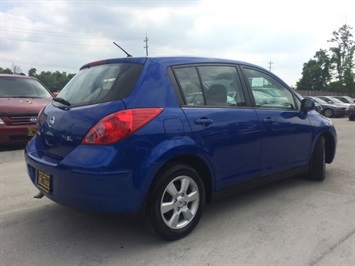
[0, 97, 52, 115]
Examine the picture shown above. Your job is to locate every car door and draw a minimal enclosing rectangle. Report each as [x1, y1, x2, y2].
[241, 67, 313, 172]
[173, 65, 262, 190]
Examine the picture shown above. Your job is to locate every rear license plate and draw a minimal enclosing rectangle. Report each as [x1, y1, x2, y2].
[36, 170, 52, 193]
[27, 127, 36, 137]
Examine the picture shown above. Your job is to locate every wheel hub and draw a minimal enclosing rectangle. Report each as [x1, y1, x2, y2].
[174, 195, 186, 211]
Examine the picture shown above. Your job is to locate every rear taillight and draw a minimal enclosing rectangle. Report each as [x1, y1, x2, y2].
[82, 108, 163, 145]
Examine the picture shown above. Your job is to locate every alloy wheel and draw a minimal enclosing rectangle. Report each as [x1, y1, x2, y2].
[160, 175, 200, 229]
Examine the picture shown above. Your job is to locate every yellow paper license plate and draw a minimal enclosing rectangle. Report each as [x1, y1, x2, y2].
[27, 127, 36, 137]
[36, 170, 52, 193]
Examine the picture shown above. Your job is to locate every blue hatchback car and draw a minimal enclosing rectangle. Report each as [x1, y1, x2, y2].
[25, 56, 337, 240]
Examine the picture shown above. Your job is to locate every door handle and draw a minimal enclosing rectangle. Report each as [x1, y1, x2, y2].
[194, 118, 213, 126]
[263, 117, 273, 124]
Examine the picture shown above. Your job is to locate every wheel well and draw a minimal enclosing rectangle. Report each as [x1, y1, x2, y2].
[322, 132, 336, 163]
[156, 155, 213, 202]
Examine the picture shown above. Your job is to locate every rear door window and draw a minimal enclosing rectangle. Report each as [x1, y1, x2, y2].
[174, 65, 246, 107]
[56, 63, 143, 107]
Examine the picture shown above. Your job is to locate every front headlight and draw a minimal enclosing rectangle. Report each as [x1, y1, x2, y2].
[0, 118, 5, 125]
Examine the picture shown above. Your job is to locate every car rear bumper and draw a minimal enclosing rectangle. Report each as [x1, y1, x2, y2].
[25, 148, 144, 214]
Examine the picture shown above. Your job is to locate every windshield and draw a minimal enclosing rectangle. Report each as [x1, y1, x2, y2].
[335, 96, 353, 103]
[0, 77, 52, 98]
[343, 96, 354, 103]
[330, 97, 344, 104]
[313, 97, 327, 104]
[56, 63, 143, 107]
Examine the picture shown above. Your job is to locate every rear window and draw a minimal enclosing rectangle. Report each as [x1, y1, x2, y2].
[0, 77, 52, 98]
[56, 63, 143, 107]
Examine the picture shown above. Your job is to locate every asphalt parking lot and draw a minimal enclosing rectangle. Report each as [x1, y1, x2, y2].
[0, 117, 354, 266]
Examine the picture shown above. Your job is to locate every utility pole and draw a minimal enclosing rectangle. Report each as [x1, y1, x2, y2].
[268, 61, 273, 71]
[144, 34, 149, 56]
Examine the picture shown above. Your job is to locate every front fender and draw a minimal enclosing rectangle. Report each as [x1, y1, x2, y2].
[308, 113, 337, 164]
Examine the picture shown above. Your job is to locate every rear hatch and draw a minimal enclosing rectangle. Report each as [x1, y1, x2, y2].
[35, 59, 145, 160]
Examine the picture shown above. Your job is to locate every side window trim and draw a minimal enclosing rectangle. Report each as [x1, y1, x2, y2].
[172, 65, 205, 106]
[168, 66, 190, 105]
[236, 65, 254, 107]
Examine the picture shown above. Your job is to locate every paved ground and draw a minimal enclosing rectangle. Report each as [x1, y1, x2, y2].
[0, 118, 354, 266]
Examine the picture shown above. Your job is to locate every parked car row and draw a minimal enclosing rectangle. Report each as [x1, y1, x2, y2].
[1, 72, 353, 148]
[303, 95, 354, 120]
[333, 95, 355, 104]
[332, 96, 355, 121]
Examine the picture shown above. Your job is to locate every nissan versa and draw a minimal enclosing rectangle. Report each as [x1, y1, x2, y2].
[25, 56, 337, 241]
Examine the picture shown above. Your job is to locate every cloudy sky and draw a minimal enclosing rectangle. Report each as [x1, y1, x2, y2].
[1, 0, 354, 86]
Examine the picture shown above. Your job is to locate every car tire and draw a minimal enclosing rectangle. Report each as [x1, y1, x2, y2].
[349, 114, 355, 121]
[323, 108, 334, 118]
[146, 163, 205, 241]
[307, 136, 326, 181]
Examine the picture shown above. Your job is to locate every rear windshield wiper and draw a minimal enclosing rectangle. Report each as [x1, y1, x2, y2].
[52, 97, 71, 107]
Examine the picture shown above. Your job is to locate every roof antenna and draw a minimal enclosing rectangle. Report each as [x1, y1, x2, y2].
[113, 42, 132, 57]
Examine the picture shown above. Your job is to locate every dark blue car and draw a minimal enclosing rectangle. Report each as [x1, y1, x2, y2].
[25, 57, 337, 240]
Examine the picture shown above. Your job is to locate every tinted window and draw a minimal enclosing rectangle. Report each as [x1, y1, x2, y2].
[0, 77, 51, 98]
[198, 66, 245, 106]
[242, 68, 296, 109]
[57, 63, 143, 107]
[174, 67, 203, 106]
[174, 65, 245, 107]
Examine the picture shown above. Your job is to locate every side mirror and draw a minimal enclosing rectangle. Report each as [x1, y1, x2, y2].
[300, 98, 315, 112]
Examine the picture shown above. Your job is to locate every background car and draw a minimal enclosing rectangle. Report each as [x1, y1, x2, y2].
[0, 74, 52, 145]
[185, 91, 236, 106]
[333, 95, 355, 103]
[25, 57, 336, 241]
[348, 103, 355, 121]
[252, 90, 277, 106]
[306, 96, 346, 118]
[317, 96, 351, 113]
[251, 87, 289, 104]
[312, 101, 323, 114]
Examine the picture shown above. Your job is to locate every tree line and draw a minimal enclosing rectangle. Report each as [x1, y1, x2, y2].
[0, 66, 75, 93]
[297, 24, 355, 93]
[1, 24, 354, 94]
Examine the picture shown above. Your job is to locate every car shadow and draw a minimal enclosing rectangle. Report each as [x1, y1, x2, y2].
[6, 174, 313, 248]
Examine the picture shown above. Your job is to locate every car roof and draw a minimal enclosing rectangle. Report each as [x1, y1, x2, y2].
[80, 56, 263, 71]
[0, 74, 37, 79]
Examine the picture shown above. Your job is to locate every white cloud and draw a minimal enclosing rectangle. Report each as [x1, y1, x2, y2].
[1, 0, 354, 86]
